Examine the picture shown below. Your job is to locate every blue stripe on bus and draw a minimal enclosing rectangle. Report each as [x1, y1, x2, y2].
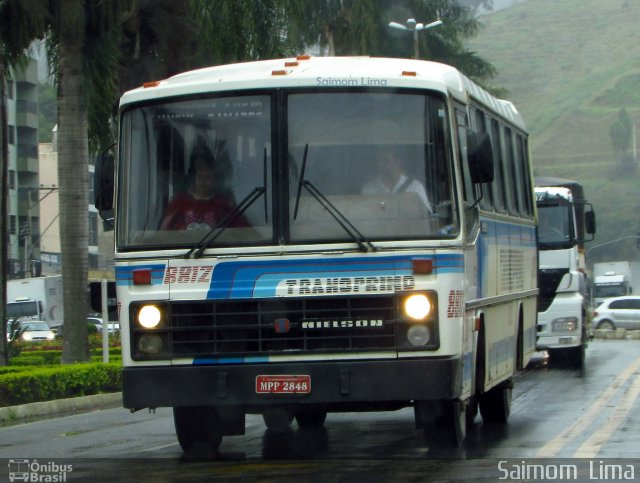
[207, 254, 463, 299]
[112, 254, 465, 290]
[115, 264, 166, 286]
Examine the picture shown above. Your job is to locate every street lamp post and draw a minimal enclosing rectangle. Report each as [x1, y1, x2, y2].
[585, 235, 640, 262]
[388, 18, 443, 59]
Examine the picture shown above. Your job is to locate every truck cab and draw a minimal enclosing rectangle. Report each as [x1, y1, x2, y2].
[535, 178, 596, 370]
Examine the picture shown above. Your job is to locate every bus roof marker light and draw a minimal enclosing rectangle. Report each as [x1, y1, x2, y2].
[272, 70, 287, 76]
[142, 81, 160, 88]
[296, 55, 311, 61]
[402, 71, 417, 77]
[285, 61, 299, 67]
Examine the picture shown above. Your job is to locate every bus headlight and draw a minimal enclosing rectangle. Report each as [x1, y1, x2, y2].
[137, 333, 164, 354]
[137, 305, 162, 329]
[397, 291, 439, 351]
[407, 325, 431, 346]
[404, 294, 432, 320]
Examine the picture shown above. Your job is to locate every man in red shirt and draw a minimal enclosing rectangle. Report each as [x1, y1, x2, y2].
[160, 145, 246, 230]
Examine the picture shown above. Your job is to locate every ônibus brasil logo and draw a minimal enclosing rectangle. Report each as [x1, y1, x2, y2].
[8, 459, 73, 482]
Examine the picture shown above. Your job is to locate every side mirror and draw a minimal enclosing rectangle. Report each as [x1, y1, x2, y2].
[585, 209, 596, 235]
[94, 153, 114, 211]
[467, 132, 494, 183]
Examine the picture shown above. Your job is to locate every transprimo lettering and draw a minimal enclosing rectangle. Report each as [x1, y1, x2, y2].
[283, 276, 414, 296]
[163, 266, 213, 284]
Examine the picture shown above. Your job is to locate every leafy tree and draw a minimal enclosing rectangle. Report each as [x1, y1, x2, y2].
[287, 0, 496, 85]
[1, 0, 131, 363]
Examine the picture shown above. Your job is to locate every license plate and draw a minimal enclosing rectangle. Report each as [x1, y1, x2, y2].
[256, 375, 311, 394]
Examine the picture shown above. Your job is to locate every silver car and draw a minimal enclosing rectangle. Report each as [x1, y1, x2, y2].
[592, 296, 640, 331]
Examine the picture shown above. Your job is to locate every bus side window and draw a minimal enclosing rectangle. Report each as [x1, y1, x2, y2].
[455, 108, 475, 204]
[491, 119, 507, 212]
[473, 108, 494, 211]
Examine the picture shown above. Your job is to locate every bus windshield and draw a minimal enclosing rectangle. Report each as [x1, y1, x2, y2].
[117, 90, 458, 250]
[537, 201, 573, 249]
[6, 301, 39, 318]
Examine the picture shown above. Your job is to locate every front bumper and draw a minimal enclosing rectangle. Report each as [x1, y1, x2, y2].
[536, 334, 582, 350]
[123, 357, 462, 410]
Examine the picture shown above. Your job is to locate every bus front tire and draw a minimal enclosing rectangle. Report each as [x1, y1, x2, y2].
[173, 406, 223, 454]
[418, 400, 467, 449]
[479, 381, 512, 423]
[262, 407, 294, 432]
[295, 409, 327, 429]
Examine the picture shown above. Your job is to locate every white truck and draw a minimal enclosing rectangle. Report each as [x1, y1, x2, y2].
[592, 261, 640, 306]
[6, 275, 64, 328]
[535, 177, 596, 370]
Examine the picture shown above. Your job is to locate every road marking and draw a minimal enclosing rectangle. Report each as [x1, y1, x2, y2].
[573, 371, 640, 457]
[139, 442, 179, 452]
[535, 355, 640, 457]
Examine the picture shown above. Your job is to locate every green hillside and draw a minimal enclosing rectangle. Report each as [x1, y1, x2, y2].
[470, 0, 640, 262]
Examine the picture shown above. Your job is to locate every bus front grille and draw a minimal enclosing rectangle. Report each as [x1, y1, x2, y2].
[168, 296, 398, 358]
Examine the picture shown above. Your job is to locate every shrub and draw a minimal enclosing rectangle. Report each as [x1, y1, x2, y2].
[0, 363, 122, 406]
[10, 355, 48, 366]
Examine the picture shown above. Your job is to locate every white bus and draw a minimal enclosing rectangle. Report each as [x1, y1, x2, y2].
[97, 56, 538, 452]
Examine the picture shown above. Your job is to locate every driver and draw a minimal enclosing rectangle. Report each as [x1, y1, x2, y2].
[160, 144, 247, 230]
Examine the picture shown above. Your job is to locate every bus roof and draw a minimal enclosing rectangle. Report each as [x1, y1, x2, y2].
[120, 56, 526, 130]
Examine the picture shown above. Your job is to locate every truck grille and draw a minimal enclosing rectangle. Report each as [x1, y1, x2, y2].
[168, 296, 398, 358]
[538, 268, 569, 312]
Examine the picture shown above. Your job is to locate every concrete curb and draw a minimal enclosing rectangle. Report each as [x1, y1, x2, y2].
[0, 392, 122, 425]
[593, 329, 640, 340]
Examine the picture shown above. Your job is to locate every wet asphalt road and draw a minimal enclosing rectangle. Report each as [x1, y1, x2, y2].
[1, 339, 639, 482]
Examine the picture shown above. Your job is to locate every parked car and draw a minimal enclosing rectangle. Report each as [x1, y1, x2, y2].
[591, 296, 640, 331]
[87, 316, 120, 333]
[7, 320, 55, 342]
[51, 317, 117, 338]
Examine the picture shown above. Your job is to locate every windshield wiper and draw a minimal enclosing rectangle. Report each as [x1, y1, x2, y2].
[293, 144, 376, 253]
[186, 148, 269, 259]
[185, 187, 265, 259]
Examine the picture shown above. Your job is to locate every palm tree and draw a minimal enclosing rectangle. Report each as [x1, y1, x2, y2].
[54, 0, 92, 362]
[1, 0, 129, 363]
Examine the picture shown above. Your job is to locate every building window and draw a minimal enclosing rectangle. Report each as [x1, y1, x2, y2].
[8, 125, 15, 145]
[9, 170, 15, 190]
[9, 216, 16, 235]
